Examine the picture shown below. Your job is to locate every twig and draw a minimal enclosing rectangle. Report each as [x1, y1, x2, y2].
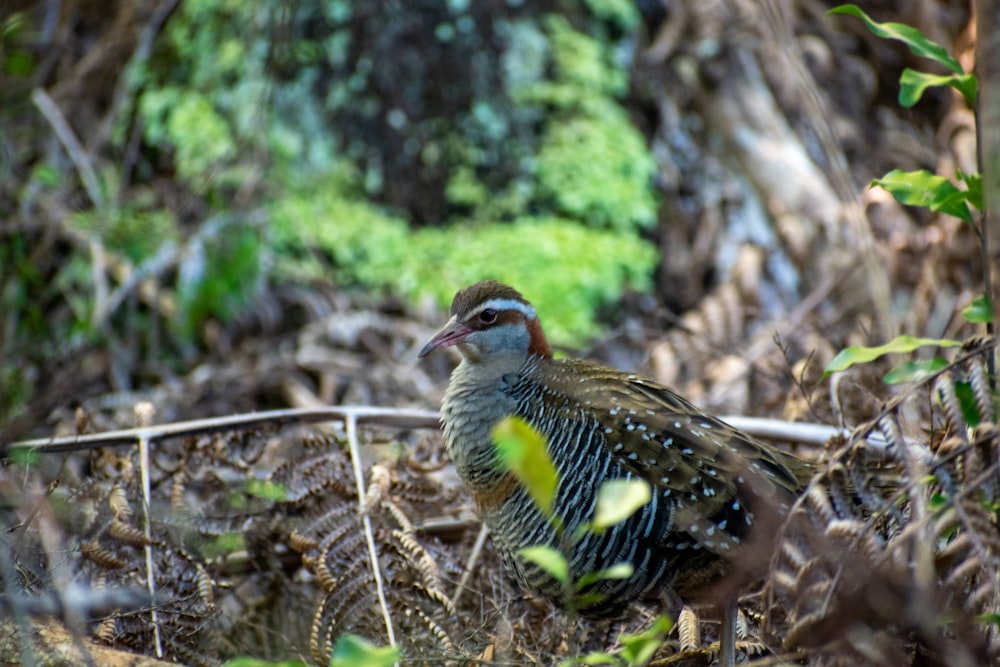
[345, 414, 397, 653]
[6, 406, 441, 454]
[30, 88, 105, 209]
[452, 522, 490, 610]
[30, 87, 110, 323]
[135, 403, 163, 658]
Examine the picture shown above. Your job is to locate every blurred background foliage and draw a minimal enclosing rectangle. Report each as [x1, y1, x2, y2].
[0, 0, 975, 440]
[1, 0, 661, 429]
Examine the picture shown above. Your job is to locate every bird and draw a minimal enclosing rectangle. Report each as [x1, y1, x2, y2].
[419, 280, 816, 666]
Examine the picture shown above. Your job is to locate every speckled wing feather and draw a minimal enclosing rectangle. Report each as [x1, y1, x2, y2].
[535, 358, 812, 564]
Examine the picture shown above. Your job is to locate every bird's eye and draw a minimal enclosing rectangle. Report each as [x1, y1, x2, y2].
[479, 308, 498, 324]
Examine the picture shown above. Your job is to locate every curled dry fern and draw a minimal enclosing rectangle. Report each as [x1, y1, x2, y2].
[766, 338, 1000, 665]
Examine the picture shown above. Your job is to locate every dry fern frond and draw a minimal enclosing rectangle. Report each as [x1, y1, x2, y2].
[766, 340, 1000, 665]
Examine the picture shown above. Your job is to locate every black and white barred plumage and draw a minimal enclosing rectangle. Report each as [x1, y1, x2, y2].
[421, 281, 813, 618]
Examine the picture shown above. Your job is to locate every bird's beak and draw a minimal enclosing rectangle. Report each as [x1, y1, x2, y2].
[418, 316, 471, 358]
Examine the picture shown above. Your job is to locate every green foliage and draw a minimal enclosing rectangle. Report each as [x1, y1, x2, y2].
[492, 416, 659, 627]
[617, 615, 673, 666]
[199, 532, 245, 559]
[561, 615, 673, 667]
[827, 8, 990, 390]
[271, 175, 658, 345]
[520, 545, 570, 584]
[580, 0, 640, 30]
[3, 0, 659, 422]
[824, 335, 961, 378]
[493, 416, 560, 517]
[953, 380, 984, 427]
[244, 479, 290, 502]
[589, 478, 652, 533]
[882, 358, 950, 385]
[1, 13, 34, 77]
[871, 170, 978, 223]
[828, 5, 976, 107]
[175, 220, 263, 341]
[68, 205, 179, 264]
[140, 88, 237, 186]
[5, 445, 40, 469]
[520, 16, 658, 232]
[963, 296, 993, 324]
[329, 634, 401, 667]
[536, 110, 658, 230]
[222, 659, 307, 667]
[405, 218, 657, 345]
[538, 15, 629, 102]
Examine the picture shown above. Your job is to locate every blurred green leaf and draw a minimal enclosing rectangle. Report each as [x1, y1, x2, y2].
[871, 169, 974, 222]
[5, 446, 40, 468]
[561, 651, 620, 666]
[928, 491, 948, 510]
[958, 171, 983, 209]
[953, 381, 983, 427]
[245, 479, 290, 501]
[200, 532, 245, 558]
[824, 335, 961, 377]
[898, 68, 977, 108]
[590, 478, 651, 532]
[329, 634, 400, 667]
[619, 615, 673, 665]
[493, 416, 559, 517]
[223, 658, 307, 667]
[576, 562, 634, 590]
[978, 613, 1000, 629]
[519, 545, 569, 584]
[828, 5, 964, 75]
[883, 358, 949, 385]
[963, 296, 993, 324]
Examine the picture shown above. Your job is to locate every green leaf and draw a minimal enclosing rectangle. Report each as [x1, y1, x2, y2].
[5, 446, 39, 468]
[591, 478, 652, 532]
[222, 659, 308, 667]
[576, 562, 634, 591]
[958, 171, 983, 210]
[200, 532, 245, 558]
[954, 381, 983, 427]
[823, 335, 961, 378]
[519, 545, 569, 584]
[567, 652, 622, 666]
[827, 5, 964, 74]
[329, 634, 400, 667]
[871, 169, 973, 222]
[963, 295, 993, 324]
[883, 358, 949, 384]
[493, 416, 559, 517]
[619, 615, 673, 665]
[928, 491, 949, 510]
[899, 68, 977, 108]
[244, 479, 290, 501]
[978, 613, 1000, 629]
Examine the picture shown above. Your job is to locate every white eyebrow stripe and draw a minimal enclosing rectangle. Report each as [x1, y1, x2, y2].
[478, 298, 536, 319]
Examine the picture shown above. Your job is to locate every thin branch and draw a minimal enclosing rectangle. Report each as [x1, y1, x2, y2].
[345, 414, 397, 651]
[6, 406, 442, 455]
[135, 403, 163, 658]
[451, 522, 490, 610]
[30, 88, 105, 209]
[30, 87, 110, 323]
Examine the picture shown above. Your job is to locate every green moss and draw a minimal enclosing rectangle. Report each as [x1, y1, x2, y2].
[404, 217, 657, 345]
[271, 171, 657, 346]
[536, 108, 657, 230]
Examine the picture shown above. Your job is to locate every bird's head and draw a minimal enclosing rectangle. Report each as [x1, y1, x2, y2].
[418, 281, 552, 363]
